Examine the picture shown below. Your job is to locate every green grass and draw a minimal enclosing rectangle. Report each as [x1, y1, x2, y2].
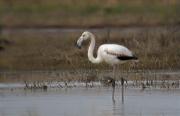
[1, 1, 179, 14]
[0, 0, 179, 27]
[124, 4, 177, 15]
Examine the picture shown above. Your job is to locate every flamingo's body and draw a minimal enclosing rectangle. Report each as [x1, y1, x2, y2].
[76, 31, 137, 65]
[76, 31, 138, 102]
[95, 44, 137, 65]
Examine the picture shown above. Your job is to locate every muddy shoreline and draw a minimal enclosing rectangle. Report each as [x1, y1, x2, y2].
[0, 70, 180, 90]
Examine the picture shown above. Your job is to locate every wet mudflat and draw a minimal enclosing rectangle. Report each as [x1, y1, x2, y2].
[0, 87, 180, 116]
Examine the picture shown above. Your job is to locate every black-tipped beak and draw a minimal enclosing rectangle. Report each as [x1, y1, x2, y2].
[76, 37, 83, 49]
[76, 43, 81, 49]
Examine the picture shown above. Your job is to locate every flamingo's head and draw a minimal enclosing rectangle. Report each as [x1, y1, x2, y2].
[76, 31, 91, 49]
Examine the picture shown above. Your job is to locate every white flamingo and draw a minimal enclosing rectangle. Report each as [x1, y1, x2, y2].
[76, 31, 138, 102]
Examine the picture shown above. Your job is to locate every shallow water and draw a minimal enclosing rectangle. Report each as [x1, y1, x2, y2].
[0, 88, 180, 116]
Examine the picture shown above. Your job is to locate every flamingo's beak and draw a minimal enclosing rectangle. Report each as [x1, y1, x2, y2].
[76, 43, 81, 49]
[76, 37, 83, 49]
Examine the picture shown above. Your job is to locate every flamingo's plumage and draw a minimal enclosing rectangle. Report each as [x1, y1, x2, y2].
[76, 31, 138, 102]
[97, 44, 137, 65]
[76, 31, 138, 66]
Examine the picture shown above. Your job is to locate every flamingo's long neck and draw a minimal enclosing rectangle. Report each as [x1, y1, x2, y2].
[88, 33, 101, 64]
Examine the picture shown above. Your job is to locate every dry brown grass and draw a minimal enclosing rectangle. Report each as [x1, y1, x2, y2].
[0, 26, 179, 70]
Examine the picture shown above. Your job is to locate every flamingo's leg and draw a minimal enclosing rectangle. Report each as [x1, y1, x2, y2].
[112, 65, 116, 103]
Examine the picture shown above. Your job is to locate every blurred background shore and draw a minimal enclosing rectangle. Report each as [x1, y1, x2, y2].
[0, 0, 179, 71]
[0, 0, 180, 27]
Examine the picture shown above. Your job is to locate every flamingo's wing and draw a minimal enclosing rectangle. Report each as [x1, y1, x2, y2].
[104, 44, 137, 60]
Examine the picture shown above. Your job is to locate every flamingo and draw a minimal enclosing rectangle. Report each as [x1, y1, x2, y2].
[76, 31, 138, 102]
